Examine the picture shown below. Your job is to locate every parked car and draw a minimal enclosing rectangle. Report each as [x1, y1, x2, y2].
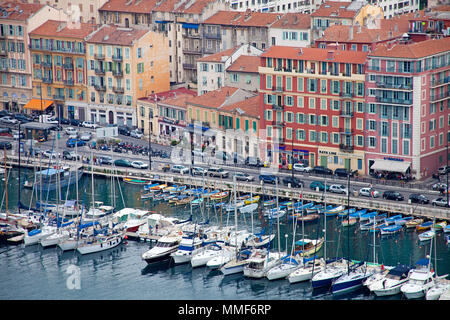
[42, 150, 59, 159]
[131, 160, 148, 169]
[259, 174, 279, 184]
[79, 132, 92, 141]
[0, 141, 12, 150]
[309, 181, 330, 191]
[69, 118, 82, 127]
[0, 116, 19, 124]
[358, 187, 380, 198]
[334, 168, 356, 178]
[130, 130, 143, 139]
[245, 157, 264, 167]
[62, 150, 77, 160]
[409, 193, 429, 204]
[192, 166, 206, 176]
[118, 126, 131, 136]
[329, 184, 348, 195]
[82, 121, 99, 129]
[432, 183, 447, 192]
[55, 117, 70, 125]
[98, 156, 113, 165]
[171, 165, 189, 174]
[114, 159, 132, 167]
[66, 138, 86, 148]
[14, 114, 32, 123]
[293, 163, 312, 172]
[313, 166, 333, 175]
[207, 167, 229, 178]
[431, 197, 449, 207]
[438, 166, 450, 175]
[382, 190, 404, 201]
[65, 127, 78, 136]
[282, 176, 303, 188]
[234, 172, 254, 182]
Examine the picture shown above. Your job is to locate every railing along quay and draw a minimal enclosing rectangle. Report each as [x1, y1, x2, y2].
[6, 155, 450, 222]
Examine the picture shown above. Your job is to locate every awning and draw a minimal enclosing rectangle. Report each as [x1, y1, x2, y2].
[23, 99, 53, 111]
[370, 159, 411, 173]
[182, 23, 199, 29]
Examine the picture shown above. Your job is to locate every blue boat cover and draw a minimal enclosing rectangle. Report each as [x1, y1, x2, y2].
[28, 229, 42, 236]
[415, 258, 430, 266]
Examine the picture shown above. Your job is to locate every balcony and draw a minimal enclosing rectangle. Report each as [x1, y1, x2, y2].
[431, 76, 450, 88]
[271, 103, 284, 110]
[375, 96, 412, 105]
[339, 128, 354, 135]
[95, 68, 105, 75]
[183, 63, 196, 70]
[64, 79, 74, 86]
[63, 62, 74, 70]
[113, 86, 124, 93]
[42, 77, 53, 84]
[376, 81, 412, 90]
[182, 32, 201, 39]
[272, 86, 284, 92]
[430, 91, 449, 102]
[112, 55, 122, 62]
[42, 61, 52, 68]
[112, 69, 123, 77]
[94, 84, 106, 91]
[273, 122, 285, 128]
[203, 32, 221, 39]
[183, 48, 202, 55]
[0, 49, 7, 56]
[53, 94, 65, 101]
[339, 110, 354, 118]
[94, 53, 105, 60]
[340, 92, 354, 98]
[339, 144, 354, 153]
[0, 65, 8, 71]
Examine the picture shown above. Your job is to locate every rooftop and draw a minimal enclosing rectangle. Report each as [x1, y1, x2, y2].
[203, 10, 281, 27]
[29, 20, 97, 39]
[219, 95, 260, 118]
[197, 46, 239, 63]
[99, 0, 159, 14]
[157, 93, 197, 109]
[261, 45, 368, 64]
[317, 24, 405, 44]
[269, 13, 311, 30]
[0, 1, 44, 21]
[186, 86, 239, 109]
[226, 55, 260, 73]
[87, 24, 149, 46]
[369, 36, 450, 59]
[138, 87, 197, 103]
[311, 1, 364, 19]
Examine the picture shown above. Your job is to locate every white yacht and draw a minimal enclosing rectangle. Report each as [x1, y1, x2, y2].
[24, 225, 57, 246]
[426, 278, 450, 300]
[220, 249, 255, 275]
[266, 255, 301, 281]
[401, 259, 435, 299]
[206, 246, 235, 269]
[287, 258, 324, 284]
[311, 258, 348, 289]
[170, 234, 209, 264]
[191, 243, 225, 268]
[368, 265, 412, 297]
[141, 234, 181, 264]
[76, 231, 124, 255]
[243, 251, 285, 279]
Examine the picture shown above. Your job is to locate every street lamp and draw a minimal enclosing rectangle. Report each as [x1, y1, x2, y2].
[148, 116, 152, 171]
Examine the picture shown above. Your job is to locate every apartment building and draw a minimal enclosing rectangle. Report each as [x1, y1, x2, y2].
[259, 45, 368, 173]
[365, 37, 450, 180]
[28, 20, 95, 118]
[77, 24, 169, 126]
[407, 7, 450, 42]
[367, 0, 420, 19]
[225, 55, 260, 92]
[268, 12, 312, 47]
[230, 0, 322, 14]
[0, 1, 67, 112]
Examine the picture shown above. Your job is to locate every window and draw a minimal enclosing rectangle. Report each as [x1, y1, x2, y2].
[297, 78, 303, 92]
[403, 140, 409, 155]
[296, 129, 305, 141]
[320, 79, 327, 93]
[137, 48, 142, 58]
[296, 113, 305, 124]
[297, 96, 303, 108]
[309, 130, 317, 142]
[137, 63, 144, 73]
[309, 98, 315, 109]
[368, 137, 376, 148]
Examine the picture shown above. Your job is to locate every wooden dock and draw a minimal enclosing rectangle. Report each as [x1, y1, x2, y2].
[125, 232, 160, 243]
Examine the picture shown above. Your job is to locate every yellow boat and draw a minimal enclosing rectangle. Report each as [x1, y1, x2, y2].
[294, 238, 324, 257]
[244, 196, 260, 205]
[151, 184, 167, 190]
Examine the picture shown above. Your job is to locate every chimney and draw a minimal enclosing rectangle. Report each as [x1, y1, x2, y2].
[394, 23, 398, 32]
[349, 27, 353, 40]
[327, 50, 334, 60]
[298, 47, 303, 55]
[57, 22, 67, 32]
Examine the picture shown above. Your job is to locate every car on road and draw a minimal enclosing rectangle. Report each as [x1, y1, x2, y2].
[282, 176, 303, 187]
[334, 168, 356, 178]
[62, 150, 77, 161]
[438, 166, 450, 175]
[82, 121, 99, 129]
[131, 161, 148, 169]
[358, 187, 380, 198]
[65, 126, 78, 135]
[0, 141, 12, 150]
[55, 117, 70, 125]
[118, 126, 131, 136]
[432, 183, 447, 192]
[309, 181, 330, 191]
[245, 157, 264, 167]
[171, 165, 189, 174]
[408, 193, 429, 204]
[12, 130, 24, 140]
[42, 150, 59, 159]
[313, 166, 333, 175]
[293, 163, 312, 172]
[98, 156, 113, 165]
[79, 132, 92, 141]
[382, 190, 404, 201]
[207, 167, 229, 178]
[114, 159, 132, 167]
[0, 116, 19, 124]
[192, 166, 206, 176]
[130, 130, 143, 139]
[66, 138, 86, 148]
[14, 114, 32, 123]
[329, 184, 348, 194]
[234, 172, 254, 182]
[69, 118, 82, 127]
[259, 174, 279, 184]
[431, 197, 450, 207]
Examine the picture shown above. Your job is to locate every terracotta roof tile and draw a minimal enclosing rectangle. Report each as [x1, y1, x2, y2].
[369, 37, 450, 59]
[87, 24, 149, 46]
[226, 55, 260, 73]
[157, 93, 197, 109]
[138, 88, 196, 103]
[174, 0, 217, 14]
[0, 1, 44, 21]
[317, 25, 405, 44]
[197, 46, 239, 62]
[186, 86, 239, 109]
[261, 45, 368, 64]
[99, 0, 159, 13]
[29, 20, 97, 39]
[219, 95, 260, 118]
[270, 13, 310, 30]
[203, 10, 281, 27]
[311, 1, 361, 19]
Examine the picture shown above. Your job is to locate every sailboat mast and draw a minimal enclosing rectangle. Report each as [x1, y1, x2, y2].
[324, 180, 327, 271]
[276, 178, 280, 254]
[4, 147, 7, 216]
[91, 148, 94, 209]
[233, 175, 238, 254]
[347, 171, 351, 275]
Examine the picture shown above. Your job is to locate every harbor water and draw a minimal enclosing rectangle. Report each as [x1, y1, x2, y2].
[1, 168, 449, 300]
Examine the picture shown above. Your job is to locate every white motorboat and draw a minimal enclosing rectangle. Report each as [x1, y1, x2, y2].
[82, 202, 115, 222]
[141, 234, 181, 264]
[263, 208, 286, 220]
[191, 243, 225, 268]
[311, 259, 348, 289]
[76, 232, 124, 255]
[40, 229, 71, 248]
[170, 235, 208, 264]
[243, 251, 285, 279]
[245, 233, 275, 248]
[287, 258, 324, 284]
[266, 255, 301, 281]
[369, 265, 412, 297]
[220, 249, 255, 276]
[418, 230, 435, 242]
[206, 246, 235, 269]
[239, 203, 258, 214]
[400, 260, 435, 299]
[426, 278, 450, 300]
[24, 225, 57, 246]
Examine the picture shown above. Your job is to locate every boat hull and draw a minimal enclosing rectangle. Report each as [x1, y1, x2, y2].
[143, 247, 178, 264]
[77, 235, 123, 255]
[288, 266, 323, 284]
